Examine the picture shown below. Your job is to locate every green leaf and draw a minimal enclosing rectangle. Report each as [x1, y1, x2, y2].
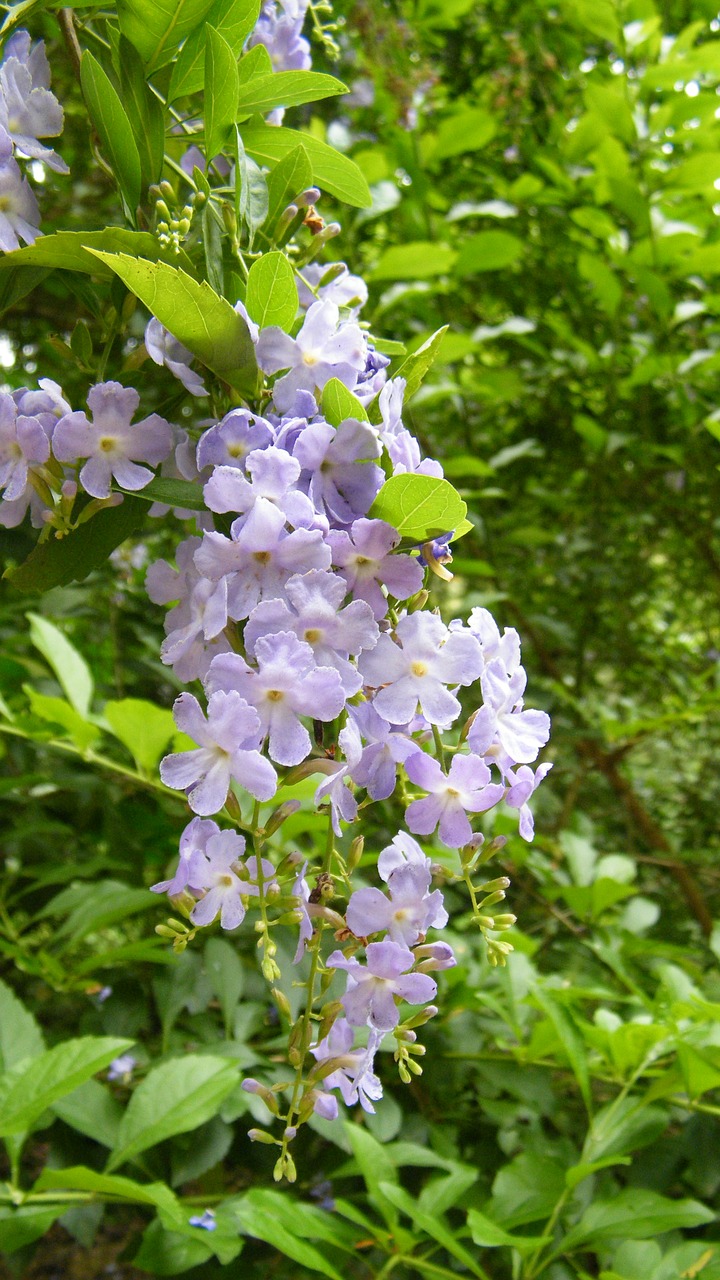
[133, 1219, 216, 1274]
[107, 1055, 240, 1171]
[118, 36, 165, 191]
[560, 1190, 714, 1252]
[238, 41, 273, 83]
[238, 1188, 361, 1255]
[369, 474, 467, 542]
[467, 1208, 545, 1251]
[24, 687, 101, 752]
[0, 1036, 134, 1136]
[429, 106, 497, 161]
[378, 1182, 486, 1277]
[80, 52, 142, 213]
[204, 938, 245, 1036]
[104, 699, 177, 773]
[205, 26, 240, 161]
[677, 1042, 720, 1100]
[241, 119, 372, 208]
[321, 378, 369, 427]
[564, 1156, 631, 1191]
[0, 228, 195, 279]
[118, 0, 216, 72]
[27, 613, 94, 718]
[236, 71, 348, 118]
[35, 1166, 182, 1219]
[343, 1121, 399, 1230]
[455, 231, 525, 274]
[231, 1191, 343, 1279]
[0, 1205, 63, 1254]
[533, 988, 592, 1113]
[46, 879, 158, 945]
[5, 496, 147, 593]
[392, 325, 449, 402]
[264, 143, 313, 238]
[0, 977, 44, 1073]
[245, 251, 298, 330]
[169, 0, 260, 99]
[372, 242, 457, 281]
[121, 476, 207, 512]
[53, 1078, 123, 1149]
[88, 252, 258, 393]
[234, 128, 269, 250]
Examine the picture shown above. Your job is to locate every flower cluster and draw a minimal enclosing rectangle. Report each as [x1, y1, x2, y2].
[0, 32, 66, 250]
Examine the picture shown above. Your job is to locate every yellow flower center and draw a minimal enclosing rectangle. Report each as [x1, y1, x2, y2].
[411, 661, 428, 677]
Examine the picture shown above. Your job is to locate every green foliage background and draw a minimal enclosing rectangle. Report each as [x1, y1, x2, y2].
[1, 0, 720, 1277]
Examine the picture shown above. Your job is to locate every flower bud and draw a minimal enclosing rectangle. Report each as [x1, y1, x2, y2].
[264, 800, 301, 838]
[248, 1128, 279, 1145]
[271, 987, 291, 1019]
[491, 913, 517, 930]
[347, 835, 364, 874]
[296, 186, 321, 207]
[241, 1078, 279, 1114]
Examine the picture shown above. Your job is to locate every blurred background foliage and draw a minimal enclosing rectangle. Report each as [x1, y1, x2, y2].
[3, 0, 720, 1277]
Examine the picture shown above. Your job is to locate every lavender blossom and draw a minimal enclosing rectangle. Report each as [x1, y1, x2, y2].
[256, 300, 367, 412]
[328, 518, 424, 619]
[189, 827, 249, 930]
[203, 445, 316, 530]
[404, 752, 506, 848]
[349, 702, 420, 802]
[160, 691, 277, 815]
[204, 632, 345, 766]
[150, 816, 224, 898]
[248, 0, 312, 74]
[0, 32, 67, 173]
[346, 861, 447, 946]
[327, 940, 437, 1031]
[311, 1019, 383, 1114]
[145, 318, 207, 397]
[53, 382, 174, 500]
[196, 408, 273, 472]
[359, 612, 483, 725]
[377, 831, 431, 881]
[0, 390, 49, 501]
[315, 717, 362, 834]
[292, 861, 313, 963]
[194, 503, 332, 622]
[0, 145, 41, 250]
[467, 660, 551, 770]
[292, 418, 383, 524]
[505, 761, 553, 840]
[297, 263, 368, 314]
[244, 569, 378, 696]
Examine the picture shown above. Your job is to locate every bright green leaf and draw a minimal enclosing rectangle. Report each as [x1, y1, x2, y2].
[231, 1191, 343, 1279]
[241, 120, 372, 208]
[205, 25, 240, 161]
[118, 0, 216, 72]
[27, 613, 94, 718]
[372, 241, 456, 281]
[0, 978, 44, 1074]
[0, 1036, 134, 1136]
[80, 52, 142, 212]
[455, 230, 524, 274]
[236, 71, 348, 118]
[467, 1208, 546, 1251]
[104, 699, 177, 773]
[245, 251, 299, 330]
[168, 0, 260, 99]
[24, 687, 100, 752]
[321, 378, 369, 427]
[264, 143, 313, 238]
[369, 474, 467, 542]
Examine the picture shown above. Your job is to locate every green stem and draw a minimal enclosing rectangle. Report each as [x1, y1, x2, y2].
[0, 723, 180, 800]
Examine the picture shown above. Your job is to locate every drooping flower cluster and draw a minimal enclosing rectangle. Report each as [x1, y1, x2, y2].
[0, 31, 66, 250]
[1, 8, 552, 1171]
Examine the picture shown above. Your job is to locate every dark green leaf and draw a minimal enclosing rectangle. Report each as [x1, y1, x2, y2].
[245, 251, 298, 330]
[378, 1182, 486, 1277]
[369, 474, 467, 541]
[53, 1078, 124, 1149]
[533, 988, 592, 1113]
[0, 1205, 62, 1254]
[107, 1055, 240, 1171]
[231, 1191, 343, 1279]
[236, 71, 348, 118]
[241, 120, 372, 208]
[88, 252, 258, 392]
[205, 25, 240, 161]
[118, 36, 165, 190]
[5, 496, 147, 593]
[467, 1208, 545, 1251]
[169, 0, 260, 99]
[0, 1036, 134, 1136]
[204, 938, 245, 1035]
[80, 52, 142, 213]
[560, 1190, 714, 1251]
[121, 476, 207, 511]
[235, 128, 269, 248]
[133, 1219, 215, 1275]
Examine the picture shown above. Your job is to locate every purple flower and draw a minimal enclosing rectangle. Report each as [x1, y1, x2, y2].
[146, 536, 201, 605]
[0, 32, 67, 173]
[311, 1019, 383, 1114]
[107, 1053, 137, 1082]
[145, 318, 207, 397]
[194, 502, 331, 622]
[292, 860, 313, 963]
[256, 300, 367, 412]
[160, 576, 230, 673]
[377, 377, 442, 478]
[346, 861, 447, 946]
[204, 632, 345, 766]
[0, 391, 49, 501]
[505, 761, 553, 840]
[160, 690, 277, 815]
[0, 147, 41, 250]
[151, 816, 223, 897]
[292, 418, 383, 524]
[349, 702, 420, 802]
[245, 569, 378, 696]
[359, 612, 483, 726]
[327, 940, 437, 1031]
[377, 831, 430, 882]
[53, 382, 174, 500]
[315, 717, 362, 835]
[196, 408, 273, 472]
[203, 445, 316, 530]
[189, 1209, 217, 1232]
[329, 518, 424, 619]
[297, 263, 368, 314]
[189, 827, 248, 930]
[468, 660, 551, 769]
[404, 752, 506, 848]
[249, 0, 312, 74]
[465, 606, 522, 674]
